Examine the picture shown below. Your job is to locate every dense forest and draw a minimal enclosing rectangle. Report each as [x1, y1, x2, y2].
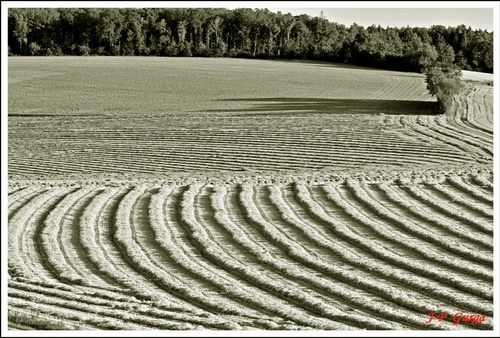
[8, 8, 494, 74]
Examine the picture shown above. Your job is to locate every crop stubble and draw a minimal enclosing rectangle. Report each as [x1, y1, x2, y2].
[7, 57, 493, 330]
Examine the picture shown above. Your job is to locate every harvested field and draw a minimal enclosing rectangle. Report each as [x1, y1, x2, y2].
[7, 171, 494, 330]
[10, 57, 488, 178]
[6, 57, 494, 331]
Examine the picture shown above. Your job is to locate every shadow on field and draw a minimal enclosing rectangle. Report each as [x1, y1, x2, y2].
[267, 60, 425, 78]
[268, 59, 384, 71]
[207, 98, 439, 116]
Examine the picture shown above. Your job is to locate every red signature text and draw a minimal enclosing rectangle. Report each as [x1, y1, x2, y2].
[426, 312, 486, 326]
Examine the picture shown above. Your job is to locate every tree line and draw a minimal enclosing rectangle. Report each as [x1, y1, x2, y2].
[8, 7, 493, 74]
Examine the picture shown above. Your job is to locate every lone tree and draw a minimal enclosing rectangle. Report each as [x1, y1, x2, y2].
[425, 66, 463, 114]
[421, 39, 463, 114]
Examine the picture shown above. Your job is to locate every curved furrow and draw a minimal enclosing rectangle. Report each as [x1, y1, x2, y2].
[116, 185, 286, 328]
[471, 174, 494, 192]
[320, 184, 492, 288]
[400, 116, 490, 161]
[409, 115, 492, 160]
[8, 185, 42, 209]
[7, 185, 23, 195]
[427, 113, 493, 150]
[267, 184, 491, 315]
[341, 180, 493, 269]
[8, 186, 47, 219]
[435, 115, 492, 145]
[225, 186, 284, 255]
[199, 185, 382, 329]
[111, 185, 239, 317]
[482, 88, 493, 125]
[295, 183, 492, 301]
[446, 105, 493, 140]
[150, 187, 318, 330]
[92, 187, 196, 305]
[450, 88, 479, 131]
[133, 186, 271, 327]
[40, 187, 100, 284]
[465, 108, 493, 134]
[12, 276, 144, 311]
[8, 294, 156, 330]
[446, 175, 493, 204]
[204, 184, 419, 329]
[465, 110, 492, 134]
[56, 187, 127, 291]
[419, 116, 493, 156]
[462, 87, 493, 133]
[78, 186, 159, 298]
[447, 92, 493, 134]
[177, 184, 364, 330]
[240, 184, 473, 329]
[404, 185, 492, 235]
[9, 284, 207, 330]
[375, 183, 492, 250]
[428, 184, 493, 218]
[10, 278, 288, 330]
[162, 186, 296, 326]
[8, 307, 97, 330]
[208, 185, 352, 299]
[11, 275, 231, 328]
[9, 187, 75, 281]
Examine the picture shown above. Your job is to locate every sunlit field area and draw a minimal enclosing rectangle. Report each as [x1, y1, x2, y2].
[7, 57, 493, 330]
[9, 56, 454, 178]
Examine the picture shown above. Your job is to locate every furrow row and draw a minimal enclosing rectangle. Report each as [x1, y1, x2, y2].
[267, 185, 490, 314]
[343, 180, 492, 268]
[295, 183, 492, 302]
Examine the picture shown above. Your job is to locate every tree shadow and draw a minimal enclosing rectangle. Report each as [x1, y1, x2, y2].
[205, 98, 439, 116]
[267, 59, 388, 72]
[266, 60, 427, 80]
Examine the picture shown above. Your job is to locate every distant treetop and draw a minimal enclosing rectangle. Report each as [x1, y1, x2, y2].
[7, 8, 493, 73]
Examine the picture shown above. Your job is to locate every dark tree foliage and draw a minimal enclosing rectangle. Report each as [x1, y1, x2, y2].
[8, 8, 493, 73]
[425, 66, 463, 113]
[420, 35, 464, 114]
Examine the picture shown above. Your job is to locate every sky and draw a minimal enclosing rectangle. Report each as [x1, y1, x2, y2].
[2, 2, 496, 31]
[217, 1, 496, 32]
[266, 8, 494, 32]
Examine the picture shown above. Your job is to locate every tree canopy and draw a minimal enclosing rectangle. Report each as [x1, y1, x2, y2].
[8, 8, 494, 73]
